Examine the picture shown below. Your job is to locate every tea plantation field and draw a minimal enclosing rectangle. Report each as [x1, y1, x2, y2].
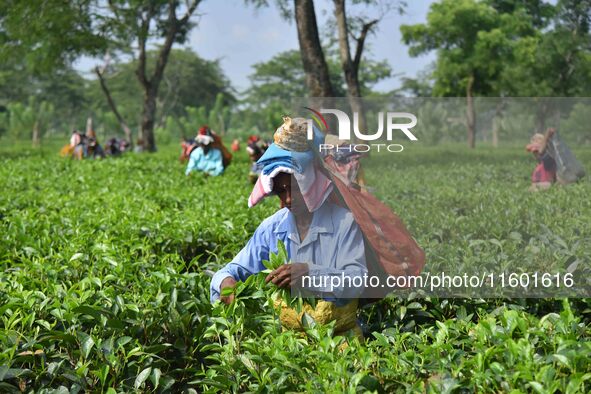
[1, 144, 590, 393]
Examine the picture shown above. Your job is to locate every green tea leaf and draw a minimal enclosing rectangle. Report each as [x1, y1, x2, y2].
[77, 331, 95, 359]
[135, 367, 152, 389]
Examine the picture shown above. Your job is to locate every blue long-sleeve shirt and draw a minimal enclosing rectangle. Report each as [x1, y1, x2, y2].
[185, 147, 224, 176]
[210, 202, 367, 303]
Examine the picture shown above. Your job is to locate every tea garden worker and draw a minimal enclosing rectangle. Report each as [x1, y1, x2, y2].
[209, 117, 368, 338]
[59, 130, 81, 157]
[526, 127, 557, 191]
[231, 139, 240, 152]
[204, 125, 233, 169]
[185, 127, 225, 177]
[246, 135, 268, 183]
[180, 137, 196, 162]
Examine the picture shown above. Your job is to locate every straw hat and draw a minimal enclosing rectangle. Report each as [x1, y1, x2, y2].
[273, 116, 310, 152]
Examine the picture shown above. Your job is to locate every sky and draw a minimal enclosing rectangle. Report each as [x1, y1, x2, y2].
[74, 0, 436, 94]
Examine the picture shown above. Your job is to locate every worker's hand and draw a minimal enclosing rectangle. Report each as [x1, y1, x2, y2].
[220, 277, 237, 305]
[266, 263, 309, 289]
[546, 127, 557, 137]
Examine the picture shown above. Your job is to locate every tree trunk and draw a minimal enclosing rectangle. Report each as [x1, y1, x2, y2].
[294, 0, 335, 98]
[217, 113, 226, 135]
[535, 99, 548, 134]
[492, 100, 503, 148]
[333, 0, 376, 134]
[140, 32, 176, 152]
[466, 75, 476, 149]
[334, 0, 355, 94]
[135, 1, 201, 152]
[492, 119, 499, 148]
[141, 90, 157, 152]
[334, 0, 366, 134]
[32, 120, 40, 147]
[95, 67, 133, 146]
[86, 117, 93, 136]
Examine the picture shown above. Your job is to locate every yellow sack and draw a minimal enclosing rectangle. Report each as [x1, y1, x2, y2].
[59, 144, 74, 157]
[274, 299, 363, 339]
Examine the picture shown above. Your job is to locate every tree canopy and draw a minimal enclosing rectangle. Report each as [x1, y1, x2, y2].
[86, 49, 234, 126]
[1, 0, 590, 147]
[401, 0, 591, 146]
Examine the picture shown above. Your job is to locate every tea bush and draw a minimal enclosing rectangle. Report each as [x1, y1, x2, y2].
[0, 144, 589, 393]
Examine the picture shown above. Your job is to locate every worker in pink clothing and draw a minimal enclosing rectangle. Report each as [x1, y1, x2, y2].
[526, 128, 557, 191]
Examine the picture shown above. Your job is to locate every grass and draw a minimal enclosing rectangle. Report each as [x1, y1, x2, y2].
[0, 141, 590, 392]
